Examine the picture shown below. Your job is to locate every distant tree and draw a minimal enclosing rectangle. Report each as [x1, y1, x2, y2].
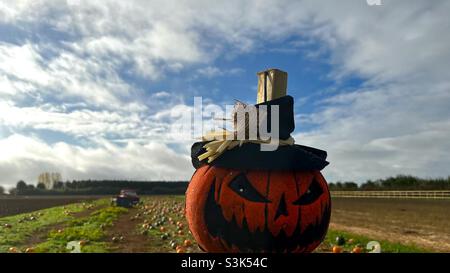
[16, 180, 27, 191]
[328, 183, 336, 190]
[361, 180, 376, 190]
[37, 183, 46, 190]
[13, 180, 29, 195]
[0, 185, 5, 195]
[53, 181, 64, 189]
[342, 182, 358, 190]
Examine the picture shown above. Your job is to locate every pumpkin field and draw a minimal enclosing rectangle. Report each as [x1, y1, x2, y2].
[0, 195, 446, 253]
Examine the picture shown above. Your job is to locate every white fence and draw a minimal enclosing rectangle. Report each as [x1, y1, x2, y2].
[330, 190, 450, 199]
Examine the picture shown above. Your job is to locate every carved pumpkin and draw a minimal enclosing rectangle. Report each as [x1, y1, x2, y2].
[185, 165, 331, 253]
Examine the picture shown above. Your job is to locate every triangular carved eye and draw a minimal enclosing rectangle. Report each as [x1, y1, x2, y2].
[229, 173, 270, 203]
[293, 178, 323, 205]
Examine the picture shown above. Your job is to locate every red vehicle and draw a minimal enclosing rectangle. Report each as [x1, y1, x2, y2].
[112, 189, 140, 208]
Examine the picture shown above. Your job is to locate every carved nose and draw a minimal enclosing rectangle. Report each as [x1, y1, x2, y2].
[275, 193, 288, 220]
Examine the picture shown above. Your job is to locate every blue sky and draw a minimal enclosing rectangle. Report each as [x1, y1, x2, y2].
[1, 0, 450, 188]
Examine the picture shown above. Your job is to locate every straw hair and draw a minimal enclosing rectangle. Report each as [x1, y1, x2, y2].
[198, 100, 294, 163]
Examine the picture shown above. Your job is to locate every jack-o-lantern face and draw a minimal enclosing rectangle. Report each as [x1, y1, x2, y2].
[185, 165, 331, 253]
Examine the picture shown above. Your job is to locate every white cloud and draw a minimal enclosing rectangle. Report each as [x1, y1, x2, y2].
[302, 0, 450, 84]
[287, 0, 450, 182]
[0, 43, 51, 86]
[0, 99, 198, 146]
[295, 82, 450, 182]
[0, 42, 137, 109]
[0, 134, 192, 188]
[196, 66, 221, 78]
[196, 66, 245, 78]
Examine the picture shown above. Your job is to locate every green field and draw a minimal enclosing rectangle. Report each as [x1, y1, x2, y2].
[0, 196, 430, 253]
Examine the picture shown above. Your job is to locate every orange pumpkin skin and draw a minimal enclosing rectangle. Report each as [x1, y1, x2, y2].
[186, 165, 331, 253]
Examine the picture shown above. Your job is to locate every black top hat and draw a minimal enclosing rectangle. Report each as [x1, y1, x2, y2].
[190, 95, 329, 171]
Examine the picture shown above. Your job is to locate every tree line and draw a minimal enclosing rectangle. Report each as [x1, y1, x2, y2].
[329, 175, 450, 191]
[5, 175, 450, 195]
[9, 180, 189, 196]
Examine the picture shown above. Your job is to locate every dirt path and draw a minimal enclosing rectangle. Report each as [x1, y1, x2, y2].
[106, 208, 154, 253]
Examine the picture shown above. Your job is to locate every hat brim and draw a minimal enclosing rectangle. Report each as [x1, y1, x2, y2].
[191, 141, 329, 171]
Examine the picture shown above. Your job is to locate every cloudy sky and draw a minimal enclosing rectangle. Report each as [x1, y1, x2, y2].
[0, 0, 449, 188]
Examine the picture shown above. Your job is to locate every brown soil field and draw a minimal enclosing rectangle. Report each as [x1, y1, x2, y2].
[330, 198, 450, 252]
[0, 196, 104, 217]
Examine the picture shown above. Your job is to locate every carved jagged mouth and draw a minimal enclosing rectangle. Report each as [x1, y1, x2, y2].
[204, 182, 331, 253]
